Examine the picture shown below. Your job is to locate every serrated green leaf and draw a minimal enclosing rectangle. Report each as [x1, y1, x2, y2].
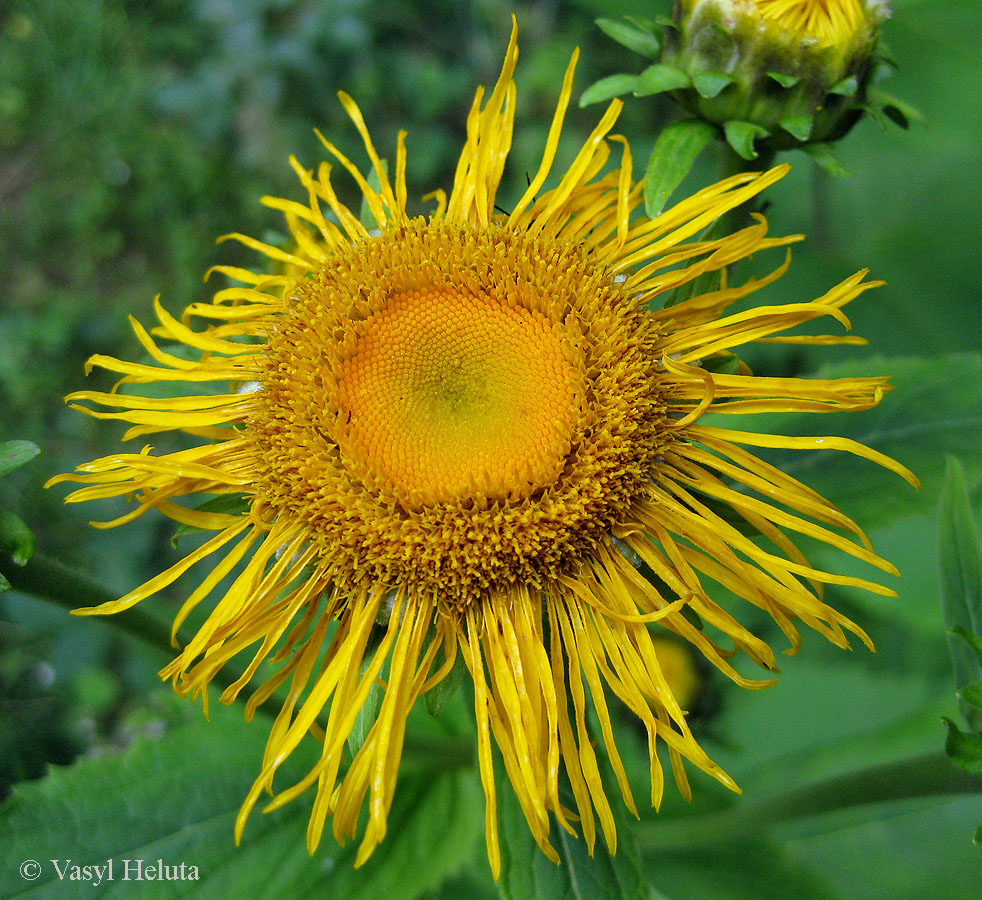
[939, 456, 982, 731]
[829, 75, 859, 96]
[723, 120, 770, 160]
[767, 71, 801, 88]
[358, 159, 388, 231]
[779, 114, 813, 142]
[496, 770, 654, 900]
[595, 17, 662, 59]
[579, 73, 641, 108]
[0, 508, 35, 566]
[633, 63, 690, 97]
[943, 717, 982, 774]
[803, 142, 851, 177]
[0, 700, 482, 900]
[958, 681, 982, 711]
[171, 493, 250, 545]
[0, 440, 40, 478]
[692, 72, 732, 98]
[643, 119, 715, 217]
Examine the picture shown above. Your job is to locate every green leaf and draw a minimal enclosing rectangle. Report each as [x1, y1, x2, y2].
[692, 72, 732, 98]
[633, 64, 690, 97]
[0, 570, 10, 593]
[958, 681, 982, 711]
[722, 120, 770, 160]
[643, 119, 716, 217]
[709, 354, 982, 535]
[779, 114, 813, 142]
[939, 456, 982, 731]
[942, 717, 982, 774]
[0, 440, 40, 478]
[700, 353, 740, 376]
[0, 700, 482, 900]
[595, 17, 662, 59]
[951, 625, 982, 666]
[579, 73, 641, 108]
[803, 142, 851, 177]
[171, 493, 251, 545]
[767, 71, 801, 88]
[0, 508, 35, 566]
[645, 838, 841, 900]
[496, 772, 654, 900]
[829, 75, 859, 97]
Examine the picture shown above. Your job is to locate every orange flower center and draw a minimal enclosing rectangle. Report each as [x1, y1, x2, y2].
[337, 285, 582, 504]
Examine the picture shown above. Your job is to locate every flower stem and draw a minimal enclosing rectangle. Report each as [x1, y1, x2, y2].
[639, 752, 982, 849]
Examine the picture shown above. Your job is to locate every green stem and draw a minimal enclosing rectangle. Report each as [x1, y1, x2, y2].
[640, 752, 982, 850]
[1, 550, 175, 655]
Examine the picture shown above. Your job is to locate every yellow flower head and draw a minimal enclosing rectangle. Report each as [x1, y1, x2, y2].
[50, 20, 915, 876]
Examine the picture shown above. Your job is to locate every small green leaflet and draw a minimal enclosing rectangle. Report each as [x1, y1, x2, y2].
[643, 119, 715, 217]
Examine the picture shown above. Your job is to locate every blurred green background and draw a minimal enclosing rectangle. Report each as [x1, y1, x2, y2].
[1, 1, 980, 898]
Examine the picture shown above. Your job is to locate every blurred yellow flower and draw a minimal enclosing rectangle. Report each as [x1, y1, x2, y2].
[50, 19, 915, 877]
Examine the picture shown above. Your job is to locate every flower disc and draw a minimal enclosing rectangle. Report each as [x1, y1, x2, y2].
[338, 283, 582, 504]
[249, 219, 666, 606]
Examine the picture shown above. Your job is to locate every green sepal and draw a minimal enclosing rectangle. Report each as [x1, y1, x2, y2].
[692, 72, 732, 98]
[859, 102, 891, 129]
[829, 75, 859, 96]
[779, 114, 813, 142]
[722, 120, 770, 160]
[633, 63, 690, 97]
[804, 142, 851, 178]
[595, 17, 662, 59]
[579, 73, 640, 107]
[424, 645, 467, 718]
[0, 440, 40, 479]
[358, 159, 388, 231]
[942, 717, 982, 774]
[958, 681, 982, 711]
[867, 87, 926, 130]
[767, 71, 800, 88]
[643, 118, 715, 217]
[171, 492, 251, 546]
[0, 508, 35, 566]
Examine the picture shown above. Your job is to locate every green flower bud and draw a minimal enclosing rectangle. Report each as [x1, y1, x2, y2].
[661, 0, 891, 151]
